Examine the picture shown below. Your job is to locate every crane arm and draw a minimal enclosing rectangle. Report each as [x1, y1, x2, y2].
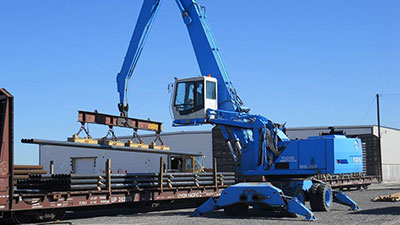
[174, 0, 248, 113]
[116, 0, 162, 117]
[116, 0, 248, 116]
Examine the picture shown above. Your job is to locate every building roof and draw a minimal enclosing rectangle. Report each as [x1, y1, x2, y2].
[287, 125, 400, 132]
[287, 125, 374, 131]
[119, 125, 400, 138]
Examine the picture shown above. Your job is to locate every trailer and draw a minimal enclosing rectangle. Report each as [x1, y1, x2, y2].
[0, 89, 233, 224]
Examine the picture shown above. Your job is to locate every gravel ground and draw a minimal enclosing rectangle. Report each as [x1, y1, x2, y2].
[59, 182, 400, 225]
[1, 183, 398, 224]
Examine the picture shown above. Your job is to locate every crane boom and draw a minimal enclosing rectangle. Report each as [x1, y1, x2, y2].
[174, 1, 247, 113]
[116, 0, 247, 116]
[116, 0, 161, 116]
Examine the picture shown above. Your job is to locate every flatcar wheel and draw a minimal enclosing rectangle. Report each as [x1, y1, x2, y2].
[11, 211, 32, 224]
[33, 209, 66, 222]
[54, 209, 66, 221]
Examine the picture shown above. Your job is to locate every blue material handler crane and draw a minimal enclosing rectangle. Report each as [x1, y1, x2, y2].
[116, 0, 362, 220]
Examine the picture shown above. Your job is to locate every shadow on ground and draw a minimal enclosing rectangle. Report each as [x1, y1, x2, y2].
[64, 201, 196, 220]
[63, 204, 309, 223]
[351, 206, 400, 215]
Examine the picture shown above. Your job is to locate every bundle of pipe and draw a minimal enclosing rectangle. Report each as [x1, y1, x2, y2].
[16, 174, 104, 191]
[108, 172, 236, 189]
[13, 165, 46, 180]
[15, 172, 236, 192]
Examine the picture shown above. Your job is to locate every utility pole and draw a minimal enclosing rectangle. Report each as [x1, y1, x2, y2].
[376, 94, 383, 182]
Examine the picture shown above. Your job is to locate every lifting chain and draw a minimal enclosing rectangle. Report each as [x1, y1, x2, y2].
[75, 122, 92, 138]
[102, 125, 119, 141]
[152, 132, 165, 146]
[131, 129, 143, 144]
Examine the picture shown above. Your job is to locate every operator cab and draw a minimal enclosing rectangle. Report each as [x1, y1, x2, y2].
[168, 155, 205, 173]
[172, 76, 218, 125]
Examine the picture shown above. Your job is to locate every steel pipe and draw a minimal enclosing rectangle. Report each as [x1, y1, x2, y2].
[110, 172, 235, 178]
[14, 170, 47, 175]
[14, 165, 44, 170]
[100, 180, 236, 189]
[69, 184, 101, 191]
[21, 138, 203, 157]
[70, 179, 101, 184]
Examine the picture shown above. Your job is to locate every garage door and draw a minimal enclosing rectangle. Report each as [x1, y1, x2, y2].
[72, 157, 96, 174]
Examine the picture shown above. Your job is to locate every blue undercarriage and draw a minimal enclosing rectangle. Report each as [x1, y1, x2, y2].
[194, 181, 359, 221]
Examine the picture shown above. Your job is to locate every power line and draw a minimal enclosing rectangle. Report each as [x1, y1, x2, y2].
[380, 93, 400, 96]
[361, 95, 376, 124]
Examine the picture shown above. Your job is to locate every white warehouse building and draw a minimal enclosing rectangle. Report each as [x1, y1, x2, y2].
[40, 131, 212, 175]
[39, 125, 400, 182]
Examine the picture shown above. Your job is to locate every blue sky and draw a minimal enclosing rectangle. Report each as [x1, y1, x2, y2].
[1, 0, 399, 164]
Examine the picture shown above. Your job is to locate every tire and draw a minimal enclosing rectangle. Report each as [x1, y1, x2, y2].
[224, 203, 249, 216]
[309, 183, 332, 212]
[309, 183, 319, 210]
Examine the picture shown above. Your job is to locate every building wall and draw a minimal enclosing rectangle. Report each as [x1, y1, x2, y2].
[382, 165, 400, 181]
[39, 130, 213, 174]
[40, 126, 400, 182]
[373, 126, 400, 181]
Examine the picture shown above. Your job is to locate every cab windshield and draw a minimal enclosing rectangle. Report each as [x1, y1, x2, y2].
[174, 81, 204, 115]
